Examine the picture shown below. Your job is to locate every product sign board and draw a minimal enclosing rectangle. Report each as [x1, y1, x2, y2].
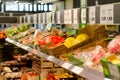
[42, 13, 46, 24]
[52, 12, 55, 23]
[89, 6, 96, 24]
[20, 16, 22, 24]
[46, 12, 52, 23]
[57, 11, 61, 24]
[38, 13, 41, 24]
[73, 9, 80, 24]
[100, 4, 114, 24]
[64, 10, 72, 24]
[81, 8, 87, 24]
[33, 14, 37, 24]
[27, 15, 31, 23]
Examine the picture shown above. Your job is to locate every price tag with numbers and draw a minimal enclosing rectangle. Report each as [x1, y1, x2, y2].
[57, 11, 61, 24]
[67, 10, 72, 24]
[71, 66, 83, 74]
[46, 12, 52, 23]
[64, 10, 68, 24]
[73, 9, 80, 24]
[100, 4, 114, 24]
[61, 62, 72, 69]
[89, 7, 96, 24]
[81, 8, 87, 23]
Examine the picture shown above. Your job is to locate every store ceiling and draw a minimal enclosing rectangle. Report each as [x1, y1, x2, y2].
[3, 0, 43, 3]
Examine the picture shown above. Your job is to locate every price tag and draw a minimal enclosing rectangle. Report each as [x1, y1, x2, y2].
[52, 12, 55, 23]
[23, 16, 26, 23]
[81, 8, 87, 23]
[108, 63, 120, 77]
[64, 10, 68, 24]
[42, 13, 46, 23]
[100, 4, 114, 24]
[71, 66, 83, 74]
[56, 11, 61, 24]
[46, 12, 52, 23]
[33, 14, 37, 24]
[61, 62, 72, 69]
[73, 9, 80, 24]
[67, 10, 72, 24]
[47, 56, 55, 61]
[38, 14, 41, 24]
[89, 7, 96, 24]
[20, 16, 22, 24]
[27, 15, 31, 23]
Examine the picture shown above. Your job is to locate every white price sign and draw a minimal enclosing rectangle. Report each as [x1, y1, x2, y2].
[100, 4, 114, 24]
[64, 10, 67, 24]
[52, 12, 55, 23]
[20, 16, 22, 24]
[33, 14, 37, 24]
[46, 12, 52, 23]
[27, 15, 31, 23]
[67, 10, 72, 24]
[71, 66, 83, 74]
[89, 7, 96, 24]
[61, 63, 72, 69]
[81, 8, 87, 23]
[38, 14, 41, 24]
[57, 11, 61, 24]
[73, 9, 80, 24]
[42, 13, 46, 23]
[104, 78, 112, 80]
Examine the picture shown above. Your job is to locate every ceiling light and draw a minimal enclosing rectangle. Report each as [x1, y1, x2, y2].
[14, 0, 19, 4]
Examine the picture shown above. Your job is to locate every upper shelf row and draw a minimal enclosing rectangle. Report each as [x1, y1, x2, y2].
[20, 3, 120, 25]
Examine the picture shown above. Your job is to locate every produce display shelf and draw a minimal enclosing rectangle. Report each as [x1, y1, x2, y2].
[6, 38, 112, 80]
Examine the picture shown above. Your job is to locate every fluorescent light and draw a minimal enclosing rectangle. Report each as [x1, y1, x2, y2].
[14, 0, 19, 4]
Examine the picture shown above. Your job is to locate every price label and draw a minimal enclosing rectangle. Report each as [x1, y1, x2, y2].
[64, 10, 68, 24]
[71, 66, 83, 74]
[73, 9, 80, 24]
[33, 14, 37, 24]
[81, 8, 87, 23]
[57, 11, 61, 24]
[46, 12, 52, 23]
[52, 12, 55, 23]
[27, 15, 31, 23]
[38, 14, 41, 24]
[42, 13, 46, 23]
[100, 4, 114, 24]
[67, 10, 72, 24]
[108, 63, 120, 77]
[47, 56, 55, 61]
[23, 16, 26, 23]
[61, 62, 72, 69]
[89, 7, 96, 24]
[20, 16, 22, 24]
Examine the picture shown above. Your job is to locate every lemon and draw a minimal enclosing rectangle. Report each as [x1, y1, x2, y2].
[72, 39, 80, 46]
[76, 34, 89, 42]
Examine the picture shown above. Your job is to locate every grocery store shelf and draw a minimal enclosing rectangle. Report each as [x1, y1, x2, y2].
[6, 38, 112, 80]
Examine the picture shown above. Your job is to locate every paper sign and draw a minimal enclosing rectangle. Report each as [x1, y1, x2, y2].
[81, 8, 87, 23]
[61, 62, 72, 69]
[20, 16, 22, 24]
[100, 4, 114, 24]
[42, 13, 46, 23]
[46, 12, 52, 23]
[38, 14, 41, 24]
[73, 9, 80, 24]
[57, 11, 61, 23]
[27, 15, 31, 23]
[64, 10, 67, 24]
[52, 12, 55, 23]
[71, 66, 83, 74]
[67, 10, 72, 24]
[33, 14, 37, 24]
[89, 7, 96, 24]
